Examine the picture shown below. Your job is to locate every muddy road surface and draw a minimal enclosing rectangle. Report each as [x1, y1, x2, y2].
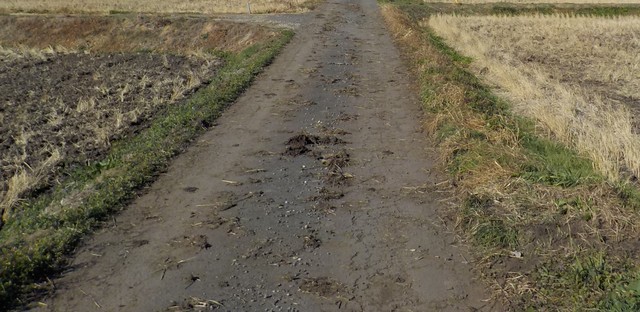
[33, 0, 496, 311]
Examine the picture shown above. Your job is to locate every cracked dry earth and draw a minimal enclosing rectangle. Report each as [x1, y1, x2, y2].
[33, 0, 496, 311]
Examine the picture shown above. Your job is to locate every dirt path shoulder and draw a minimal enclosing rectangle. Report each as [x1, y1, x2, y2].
[33, 0, 495, 310]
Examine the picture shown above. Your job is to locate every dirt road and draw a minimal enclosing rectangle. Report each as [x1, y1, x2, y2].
[34, 0, 494, 311]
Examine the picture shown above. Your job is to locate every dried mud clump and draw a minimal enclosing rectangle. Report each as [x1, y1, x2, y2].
[303, 235, 322, 250]
[309, 187, 344, 201]
[300, 277, 347, 298]
[321, 150, 352, 185]
[283, 133, 346, 156]
[283, 132, 352, 186]
[166, 296, 223, 311]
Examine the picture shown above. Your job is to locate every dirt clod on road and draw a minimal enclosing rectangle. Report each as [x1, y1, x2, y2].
[33, 0, 497, 311]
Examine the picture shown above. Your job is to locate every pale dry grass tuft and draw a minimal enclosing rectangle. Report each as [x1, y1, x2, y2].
[0, 45, 75, 62]
[1, 149, 61, 223]
[0, 0, 316, 14]
[428, 14, 640, 182]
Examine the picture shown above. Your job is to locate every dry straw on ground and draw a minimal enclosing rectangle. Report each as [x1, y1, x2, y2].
[0, 16, 279, 224]
[0, 48, 221, 223]
[428, 14, 640, 182]
[0, 0, 315, 14]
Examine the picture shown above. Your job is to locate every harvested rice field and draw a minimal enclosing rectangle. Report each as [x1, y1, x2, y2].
[0, 15, 278, 225]
[429, 14, 640, 181]
[381, 2, 640, 310]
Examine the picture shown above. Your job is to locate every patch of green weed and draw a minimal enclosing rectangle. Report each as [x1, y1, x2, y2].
[474, 220, 518, 248]
[575, 6, 636, 16]
[616, 182, 640, 210]
[462, 194, 519, 249]
[435, 122, 458, 141]
[427, 34, 472, 65]
[534, 253, 640, 310]
[520, 135, 599, 187]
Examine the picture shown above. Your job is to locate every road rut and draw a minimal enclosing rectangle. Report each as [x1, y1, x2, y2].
[34, 0, 495, 311]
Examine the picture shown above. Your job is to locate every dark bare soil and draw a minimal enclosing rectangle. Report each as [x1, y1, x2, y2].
[0, 14, 280, 227]
[27, 0, 497, 311]
[284, 133, 346, 156]
[0, 52, 221, 202]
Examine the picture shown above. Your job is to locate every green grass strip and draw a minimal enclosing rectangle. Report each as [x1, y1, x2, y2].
[0, 29, 293, 309]
[382, 1, 640, 21]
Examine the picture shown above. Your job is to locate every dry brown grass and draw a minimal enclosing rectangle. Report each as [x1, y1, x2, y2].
[428, 14, 640, 182]
[1, 150, 61, 222]
[0, 0, 317, 15]
[0, 16, 278, 54]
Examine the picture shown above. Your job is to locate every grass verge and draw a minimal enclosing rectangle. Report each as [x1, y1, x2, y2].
[0, 29, 293, 309]
[379, 1, 640, 21]
[381, 3, 640, 311]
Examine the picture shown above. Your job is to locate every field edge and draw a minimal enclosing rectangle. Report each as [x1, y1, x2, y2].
[0, 29, 294, 309]
[380, 3, 640, 311]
